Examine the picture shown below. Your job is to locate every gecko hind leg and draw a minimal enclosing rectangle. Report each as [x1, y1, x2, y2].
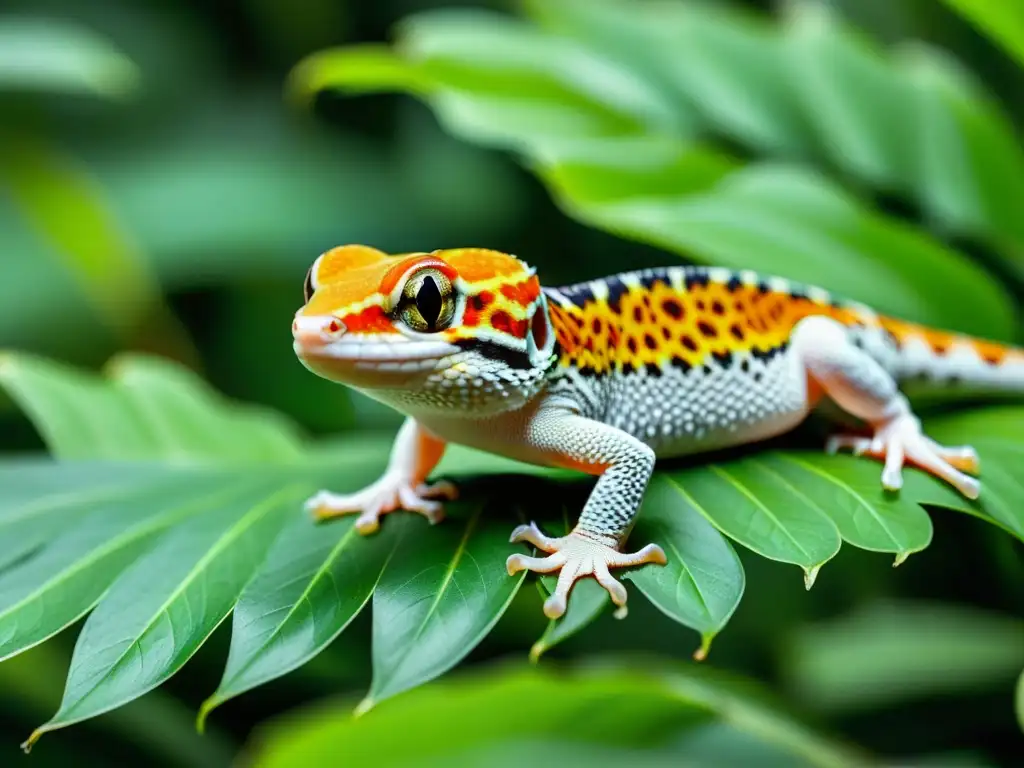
[794, 316, 981, 500]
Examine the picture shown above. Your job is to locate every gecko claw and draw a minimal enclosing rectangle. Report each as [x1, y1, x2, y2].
[506, 526, 667, 619]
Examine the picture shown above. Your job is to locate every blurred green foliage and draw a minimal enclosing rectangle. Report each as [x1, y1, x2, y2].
[2, 0, 1024, 766]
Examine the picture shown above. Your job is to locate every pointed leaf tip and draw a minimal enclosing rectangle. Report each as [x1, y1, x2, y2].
[893, 551, 910, 567]
[803, 564, 821, 590]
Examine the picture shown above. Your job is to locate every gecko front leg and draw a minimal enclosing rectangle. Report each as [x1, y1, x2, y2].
[506, 405, 667, 619]
[306, 417, 457, 534]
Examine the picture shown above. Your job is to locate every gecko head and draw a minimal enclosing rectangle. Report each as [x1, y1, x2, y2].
[292, 245, 557, 414]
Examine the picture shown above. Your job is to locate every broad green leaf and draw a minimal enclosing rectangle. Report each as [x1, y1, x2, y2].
[0, 353, 304, 461]
[901, 45, 1024, 275]
[918, 440, 1024, 541]
[0, 461, 176, 573]
[782, 602, 1024, 714]
[938, 0, 1024, 69]
[527, 0, 813, 156]
[249, 659, 864, 768]
[533, 135, 737, 205]
[23, 480, 301, 749]
[660, 461, 841, 585]
[627, 475, 745, 658]
[0, 19, 139, 98]
[758, 453, 934, 563]
[199, 512, 399, 726]
[0, 472, 226, 662]
[400, 9, 681, 134]
[363, 497, 530, 710]
[584, 166, 1014, 338]
[783, 3, 915, 191]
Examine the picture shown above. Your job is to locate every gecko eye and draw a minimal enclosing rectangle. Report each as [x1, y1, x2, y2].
[303, 266, 316, 303]
[400, 268, 455, 333]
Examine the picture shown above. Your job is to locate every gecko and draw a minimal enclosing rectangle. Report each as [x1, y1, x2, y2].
[292, 245, 1022, 619]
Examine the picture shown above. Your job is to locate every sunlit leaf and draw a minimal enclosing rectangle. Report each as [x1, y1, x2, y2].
[0, 19, 138, 99]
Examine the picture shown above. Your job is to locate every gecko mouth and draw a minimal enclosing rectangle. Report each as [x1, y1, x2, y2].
[292, 324, 461, 385]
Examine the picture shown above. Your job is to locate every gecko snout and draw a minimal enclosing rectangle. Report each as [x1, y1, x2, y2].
[292, 314, 346, 350]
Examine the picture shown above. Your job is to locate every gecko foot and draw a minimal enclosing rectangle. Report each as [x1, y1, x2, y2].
[826, 414, 980, 499]
[506, 523, 667, 620]
[305, 475, 458, 534]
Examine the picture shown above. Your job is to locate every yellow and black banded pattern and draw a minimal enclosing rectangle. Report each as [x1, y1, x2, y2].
[545, 267, 867, 377]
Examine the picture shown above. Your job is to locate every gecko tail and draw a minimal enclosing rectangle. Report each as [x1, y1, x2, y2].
[871, 316, 1024, 393]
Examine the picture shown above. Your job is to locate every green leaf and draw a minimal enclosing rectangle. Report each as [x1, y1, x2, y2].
[297, 0, 1024, 291]
[756, 453, 934, 563]
[0, 473, 226, 662]
[286, 44, 431, 102]
[938, 0, 1024, 69]
[0, 353, 304, 461]
[660, 461, 841, 585]
[23, 480, 301, 749]
[400, 9, 681, 134]
[530, 578, 609, 661]
[782, 3, 914, 191]
[782, 601, 1024, 714]
[530, 510, 611, 661]
[0, 18, 139, 99]
[533, 135, 738, 205]
[580, 166, 1014, 338]
[248, 658, 865, 768]
[626, 475, 745, 658]
[199, 512, 399, 726]
[527, 0, 813, 155]
[900, 44, 1024, 278]
[362, 498, 529, 710]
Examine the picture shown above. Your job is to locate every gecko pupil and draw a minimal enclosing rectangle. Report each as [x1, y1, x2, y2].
[416, 276, 443, 329]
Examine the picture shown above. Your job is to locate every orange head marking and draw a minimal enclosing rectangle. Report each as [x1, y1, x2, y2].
[293, 246, 556, 397]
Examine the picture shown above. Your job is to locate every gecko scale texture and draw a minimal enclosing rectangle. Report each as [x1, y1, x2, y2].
[294, 246, 1024, 618]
